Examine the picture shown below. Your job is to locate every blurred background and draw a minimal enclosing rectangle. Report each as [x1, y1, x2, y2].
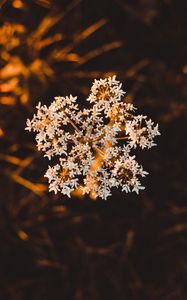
[0, 0, 187, 299]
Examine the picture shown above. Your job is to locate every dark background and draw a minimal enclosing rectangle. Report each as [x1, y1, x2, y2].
[0, 0, 187, 299]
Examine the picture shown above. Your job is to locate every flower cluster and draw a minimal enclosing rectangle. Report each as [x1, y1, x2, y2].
[26, 76, 160, 200]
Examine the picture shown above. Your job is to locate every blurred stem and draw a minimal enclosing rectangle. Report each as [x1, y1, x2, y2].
[116, 136, 128, 140]
[63, 111, 80, 133]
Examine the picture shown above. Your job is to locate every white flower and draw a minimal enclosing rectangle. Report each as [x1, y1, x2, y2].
[26, 76, 160, 199]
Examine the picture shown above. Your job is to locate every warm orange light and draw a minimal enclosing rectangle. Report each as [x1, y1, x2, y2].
[89, 191, 97, 200]
[71, 186, 84, 198]
[0, 128, 4, 137]
[182, 65, 187, 74]
[17, 230, 29, 241]
[20, 92, 29, 104]
[91, 152, 103, 170]
[0, 96, 16, 105]
[12, 0, 23, 9]
[0, 78, 18, 93]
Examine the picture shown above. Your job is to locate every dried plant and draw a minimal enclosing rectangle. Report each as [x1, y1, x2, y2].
[0, 0, 123, 106]
[26, 76, 160, 199]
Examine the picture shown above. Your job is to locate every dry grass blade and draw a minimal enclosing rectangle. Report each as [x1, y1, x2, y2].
[162, 224, 187, 236]
[29, 0, 82, 42]
[126, 59, 150, 78]
[33, 33, 63, 51]
[50, 18, 108, 61]
[0, 96, 16, 105]
[61, 70, 117, 79]
[36, 259, 64, 270]
[10, 173, 47, 196]
[0, 0, 7, 9]
[2, 154, 34, 168]
[34, 0, 52, 8]
[0, 78, 19, 93]
[77, 41, 124, 65]
[0, 57, 28, 80]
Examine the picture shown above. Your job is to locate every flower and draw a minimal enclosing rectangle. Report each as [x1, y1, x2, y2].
[26, 75, 160, 199]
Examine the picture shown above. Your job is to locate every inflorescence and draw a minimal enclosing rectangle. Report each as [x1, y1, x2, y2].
[26, 76, 160, 200]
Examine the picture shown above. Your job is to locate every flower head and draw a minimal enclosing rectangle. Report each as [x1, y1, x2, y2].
[26, 76, 160, 200]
